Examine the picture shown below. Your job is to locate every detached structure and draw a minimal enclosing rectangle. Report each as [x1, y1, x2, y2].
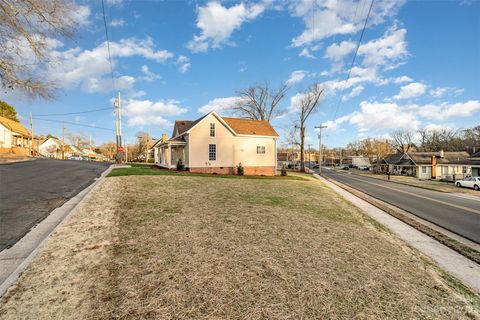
[153, 111, 279, 175]
[0, 116, 36, 155]
[375, 150, 471, 180]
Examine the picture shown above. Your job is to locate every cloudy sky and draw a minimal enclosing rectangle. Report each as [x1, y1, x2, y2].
[5, 0, 480, 147]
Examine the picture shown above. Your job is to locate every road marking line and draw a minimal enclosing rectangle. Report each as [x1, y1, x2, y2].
[331, 174, 480, 215]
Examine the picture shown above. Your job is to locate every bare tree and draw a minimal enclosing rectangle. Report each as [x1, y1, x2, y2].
[391, 129, 415, 153]
[296, 83, 324, 172]
[66, 132, 90, 149]
[0, 0, 78, 99]
[99, 142, 116, 160]
[232, 82, 288, 121]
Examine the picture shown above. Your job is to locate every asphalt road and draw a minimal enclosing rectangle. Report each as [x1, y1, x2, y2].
[322, 169, 480, 244]
[0, 159, 109, 251]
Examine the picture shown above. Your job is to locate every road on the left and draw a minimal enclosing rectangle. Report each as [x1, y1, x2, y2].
[0, 159, 110, 251]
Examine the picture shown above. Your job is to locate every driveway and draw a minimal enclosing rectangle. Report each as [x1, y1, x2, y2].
[0, 159, 109, 251]
[322, 169, 480, 244]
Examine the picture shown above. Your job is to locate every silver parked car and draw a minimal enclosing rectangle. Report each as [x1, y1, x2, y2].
[455, 177, 480, 191]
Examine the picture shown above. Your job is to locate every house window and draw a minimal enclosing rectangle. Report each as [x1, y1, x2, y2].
[422, 166, 427, 174]
[210, 123, 215, 137]
[257, 146, 266, 154]
[209, 144, 216, 161]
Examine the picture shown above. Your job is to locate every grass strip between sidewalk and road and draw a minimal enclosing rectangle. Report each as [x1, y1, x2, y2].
[1, 174, 479, 319]
[322, 174, 480, 265]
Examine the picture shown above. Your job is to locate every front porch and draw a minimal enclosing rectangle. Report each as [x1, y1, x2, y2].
[156, 141, 188, 169]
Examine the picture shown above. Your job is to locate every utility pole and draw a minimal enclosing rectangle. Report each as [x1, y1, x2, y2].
[315, 125, 327, 174]
[61, 122, 65, 160]
[114, 91, 123, 163]
[29, 112, 34, 156]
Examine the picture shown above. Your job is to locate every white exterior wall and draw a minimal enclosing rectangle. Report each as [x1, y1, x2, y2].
[39, 138, 61, 157]
[187, 113, 276, 168]
[0, 123, 12, 148]
[417, 165, 431, 179]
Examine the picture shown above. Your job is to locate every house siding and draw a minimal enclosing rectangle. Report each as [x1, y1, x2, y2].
[187, 113, 277, 175]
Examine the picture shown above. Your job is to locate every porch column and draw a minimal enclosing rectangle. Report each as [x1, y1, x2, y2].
[168, 144, 171, 168]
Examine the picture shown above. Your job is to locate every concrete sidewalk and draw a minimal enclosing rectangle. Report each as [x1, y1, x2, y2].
[0, 165, 113, 297]
[314, 173, 480, 293]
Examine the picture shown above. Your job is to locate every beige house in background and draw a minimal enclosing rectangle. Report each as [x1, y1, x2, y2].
[153, 111, 279, 176]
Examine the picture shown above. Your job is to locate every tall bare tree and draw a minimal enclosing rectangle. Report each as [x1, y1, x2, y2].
[232, 82, 288, 121]
[99, 142, 116, 160]
[391, 129, 415, 153]
[296, 83, 324, 172]
[66, 132, 90, 149]
[0, 0, 78, 99]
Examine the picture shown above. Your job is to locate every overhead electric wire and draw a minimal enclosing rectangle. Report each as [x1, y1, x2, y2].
[32, 117, 115, 132]
[332, 0, 375, 120]
[101, 0, 116, 91]
[33, 107, 113, 117]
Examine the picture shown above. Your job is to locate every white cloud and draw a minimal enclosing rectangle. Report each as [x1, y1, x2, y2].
[187, 1, 267, 52]
[286, 70, 308, 85]
[325, 40, 355, 61]
[82, 75, 135, 93]
[429, 87, 464, 98]
[109, 19, 126, 27]
[106, 0, 123, 5]
[357, 27, 408, 68]
[198, 96, 247, 114]
[44, 37, 172, 93]
[393, 82, 426, 100]
[175, 55, 191, 73]
[123, 98, 188, 127]
[342, 85, 364, 101]
[290, 0, 406, 47]
[140, 65, 160, 82]
[299, 47, 316, 58]
[348, 101, 420, 132]
[415, 100, 480, 121]
[70, 4, 91, 26]
[394, 75, 413, 84]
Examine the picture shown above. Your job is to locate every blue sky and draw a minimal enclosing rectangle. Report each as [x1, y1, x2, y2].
[4, 0, 480, 148]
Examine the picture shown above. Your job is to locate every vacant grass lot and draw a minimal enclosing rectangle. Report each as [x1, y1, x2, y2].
[1, 174, 478, 319]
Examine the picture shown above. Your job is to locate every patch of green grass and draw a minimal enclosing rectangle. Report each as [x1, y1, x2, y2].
[107, 167, 306, 180]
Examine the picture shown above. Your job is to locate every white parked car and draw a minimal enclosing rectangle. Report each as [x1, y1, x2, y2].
[456, 177, 480, 191]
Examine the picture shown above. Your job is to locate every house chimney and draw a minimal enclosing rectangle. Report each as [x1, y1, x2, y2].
[161, 133, 167, 142]
[439, 149, 444, 158]
[431, 155, 436, 179]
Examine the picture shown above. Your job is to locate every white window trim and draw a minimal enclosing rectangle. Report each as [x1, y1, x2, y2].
[256, 146, 266, 154]
[209, 143, 216, 161]
[210, 123, 215, 137]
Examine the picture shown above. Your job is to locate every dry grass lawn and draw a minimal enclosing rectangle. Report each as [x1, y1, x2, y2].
[1, 173, 479, 319]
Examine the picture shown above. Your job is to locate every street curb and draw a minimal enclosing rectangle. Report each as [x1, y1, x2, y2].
[320, 173, 480, 263]
[0, 165, 114, 297]
[313, 173, 480, 294]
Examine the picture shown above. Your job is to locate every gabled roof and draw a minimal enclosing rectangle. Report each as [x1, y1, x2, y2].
[0, 116, 31, 136]
[471, 151, 480, 158]
[173, 114, 209, 137]
[409, 151, 469, 165]
[222, 117, 279, 137]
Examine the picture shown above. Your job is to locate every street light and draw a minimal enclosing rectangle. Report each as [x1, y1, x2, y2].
[314, 125, 327, 174]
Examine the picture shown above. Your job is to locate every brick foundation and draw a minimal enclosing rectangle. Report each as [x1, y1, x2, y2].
[189, 166, 276, 176]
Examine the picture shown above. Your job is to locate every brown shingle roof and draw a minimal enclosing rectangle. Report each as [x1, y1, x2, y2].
[222, 117, 279, 137]
[408, 151, 469, 165]
[0, 116, 31, 136]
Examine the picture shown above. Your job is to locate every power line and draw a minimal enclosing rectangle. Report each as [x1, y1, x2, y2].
[32, 117, 115, 132]
[33, 107, 113, 117]
[332, 0, 374, 120]
[101, 0, 116, 91]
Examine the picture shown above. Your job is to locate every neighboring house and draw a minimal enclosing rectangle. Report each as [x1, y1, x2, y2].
[375, 151, 471, 180]
[0, 116, 35, 155]
[467, 151, 480, 177]
[39, 138, 82, 159]
[344, 156, 371, 168]
[153, 111, 279, 175]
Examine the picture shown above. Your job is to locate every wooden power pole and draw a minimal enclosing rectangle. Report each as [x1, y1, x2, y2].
[61, 122, 65, 160]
